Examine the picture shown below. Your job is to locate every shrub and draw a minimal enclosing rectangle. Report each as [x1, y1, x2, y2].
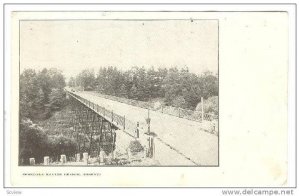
[172, 96, 187, 108]
[128, 140, 144, 153]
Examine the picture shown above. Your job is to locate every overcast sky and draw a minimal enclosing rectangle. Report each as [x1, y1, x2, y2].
[20, 20, 218, 80]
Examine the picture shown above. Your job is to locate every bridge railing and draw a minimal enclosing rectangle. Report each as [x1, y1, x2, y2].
[67, 91, 138, 137]
[67, 90, 218, 136]
[85, 91, 218, 123]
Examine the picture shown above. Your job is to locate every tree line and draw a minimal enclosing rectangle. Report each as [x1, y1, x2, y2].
[69, 66, 218, 110]
[19, 68, 77, 165]
[20, 68, 66, 120]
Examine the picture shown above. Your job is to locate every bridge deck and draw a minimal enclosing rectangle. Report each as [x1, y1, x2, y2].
[70, 90, 218, 166]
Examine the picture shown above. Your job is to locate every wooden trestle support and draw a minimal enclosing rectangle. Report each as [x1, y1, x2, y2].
[69, 96, 117, 158]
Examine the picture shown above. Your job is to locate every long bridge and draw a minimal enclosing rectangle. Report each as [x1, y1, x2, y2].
[66, 89, 218, 166]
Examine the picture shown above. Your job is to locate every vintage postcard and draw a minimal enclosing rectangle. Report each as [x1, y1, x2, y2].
[5, 5, 295, 188]
[18, 19, 219, 167]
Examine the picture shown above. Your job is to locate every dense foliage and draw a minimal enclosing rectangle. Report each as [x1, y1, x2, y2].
[19, 119, 77, 165]
[73, 66, 218, 110]
[20, 68, 66, 120]
[19, 68, 74, 165]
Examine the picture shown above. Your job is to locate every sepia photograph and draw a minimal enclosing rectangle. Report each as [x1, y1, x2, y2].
[19, 18, 219, 166]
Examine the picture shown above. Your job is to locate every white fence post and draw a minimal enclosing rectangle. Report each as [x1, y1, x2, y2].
[60, 154, 67, 164]
[99, 150, 105, 164]
[44, 156, 50, 165]
[76, 153, 81, 162]
[83, 152, 89, 165]
[29, 158, 35, 165]
[127, 148, 132, 161]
